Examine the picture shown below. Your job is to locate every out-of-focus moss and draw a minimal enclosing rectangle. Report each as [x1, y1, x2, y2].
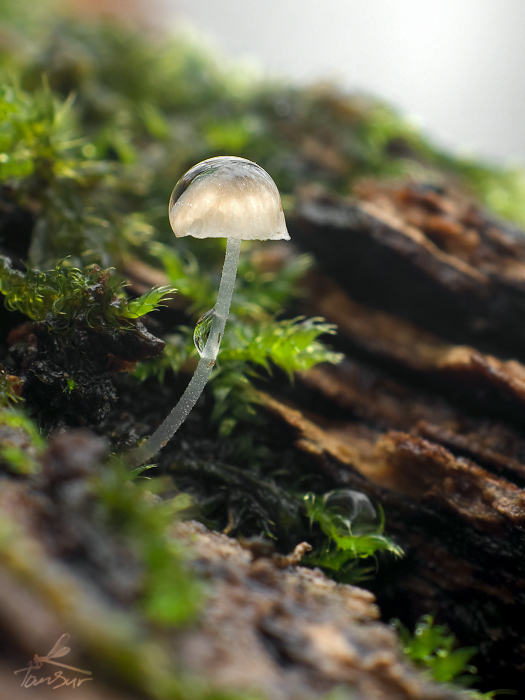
[0, 506, 265, 700]
[394, 616, 514, 698]
[93, 459, 203, 626]
[0, 368, 23, 407]
[0, 365, 43, 475]
[0, 406, 44, 474]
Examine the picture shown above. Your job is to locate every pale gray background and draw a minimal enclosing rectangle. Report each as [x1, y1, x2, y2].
[162, 0, 525, 166]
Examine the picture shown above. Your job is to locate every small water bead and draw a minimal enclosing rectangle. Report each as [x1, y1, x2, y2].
[193, 308, 215, 357]
[321, 489, 379, 536]
[169, 160, 220, 207]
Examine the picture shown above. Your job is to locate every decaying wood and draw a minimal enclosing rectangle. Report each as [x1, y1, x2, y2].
[0, 451, 464, 700]
[254, 181, 525, 689]
[175, 520, 464, 700]
[122, 181, 525, 689]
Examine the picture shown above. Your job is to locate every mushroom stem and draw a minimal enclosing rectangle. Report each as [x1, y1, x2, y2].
[127, 237, 242, 468]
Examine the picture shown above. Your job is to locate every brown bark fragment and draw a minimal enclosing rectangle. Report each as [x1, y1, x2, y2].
[260, 392, 525, 534]
[301, 356, 525, 482]
[307, 275, 525, 426]
[291, 183, 525, 356]
[259, 385, 525, 685]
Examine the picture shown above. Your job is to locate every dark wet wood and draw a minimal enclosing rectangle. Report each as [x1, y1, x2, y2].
[290, 182, 525, 359]
[260, 183, 525, 689]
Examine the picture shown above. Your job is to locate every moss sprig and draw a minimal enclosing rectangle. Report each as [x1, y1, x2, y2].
[394, 616, 515, 698]
[0, 255, 174, 327]
[0, 406, 44, 474]
[93, 458, 202, 625]
[303, 489, 403, 583]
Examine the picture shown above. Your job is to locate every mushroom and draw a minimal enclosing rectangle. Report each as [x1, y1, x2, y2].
[128, 156, 289, 467]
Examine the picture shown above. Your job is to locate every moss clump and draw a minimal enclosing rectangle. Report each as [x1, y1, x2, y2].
[303, 489, 403, 583]
[0, 256, 173, 325]
[395, 616, 514, 699]
[0, 259, 169, 427]
[0, 406, 44, 474]
[92, 458, 203, 626]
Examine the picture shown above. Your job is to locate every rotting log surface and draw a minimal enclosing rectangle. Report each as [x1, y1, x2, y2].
[260, 181, 525, 690]
[292, 182, 525, 358]
[175, 521, 465, 700]
[0, 436, 466, 700]
[119, 181, 525, 691]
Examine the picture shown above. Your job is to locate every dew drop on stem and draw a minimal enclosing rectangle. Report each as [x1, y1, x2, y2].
[193, 308, 215, 357]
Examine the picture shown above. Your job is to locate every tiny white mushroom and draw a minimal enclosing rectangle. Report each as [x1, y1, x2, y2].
[128, 156, 289, 467]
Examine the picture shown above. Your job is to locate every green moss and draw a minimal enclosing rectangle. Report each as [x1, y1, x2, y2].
[137, 314, 342, 438]
[0, 256, 173, 327]
[0, 81, 77, 182]
[395, 615, 478, 686]
[93, 459, 202, 626]
[0, 368, 23, 407]
[134, 238, 342, 437]
[303, 490, 403, 583]
[395, 616, 515, 698]
[212, 316, 342, 435]
[445, 158, 525, 227]
[0, 406, 44, 474]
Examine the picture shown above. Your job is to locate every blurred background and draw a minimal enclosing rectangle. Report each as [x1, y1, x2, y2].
[156, 0, 525, 166]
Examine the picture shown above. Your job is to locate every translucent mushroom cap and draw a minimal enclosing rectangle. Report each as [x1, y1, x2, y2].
[169, 156, 290, 241]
